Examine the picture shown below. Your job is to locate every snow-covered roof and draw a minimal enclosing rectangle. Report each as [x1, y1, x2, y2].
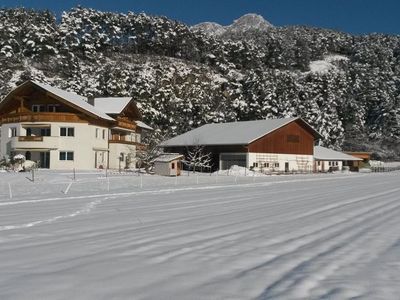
[154, 153, 184, 163]
[135, 120, 153, 131]
[93, 97, 132, 114]
[161, 118, 320, 147]
[32, 81, 115, 121]
[314, 146, 362, 161]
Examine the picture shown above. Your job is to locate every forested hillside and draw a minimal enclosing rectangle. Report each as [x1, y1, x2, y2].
[1, 7, 399, 159]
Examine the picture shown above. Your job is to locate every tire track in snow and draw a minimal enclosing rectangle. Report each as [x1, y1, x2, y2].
[189, 185, 400, 297]
[116, 185, 400, 264]
[0, 197, 113, 232]
[255, 204, 400, 299]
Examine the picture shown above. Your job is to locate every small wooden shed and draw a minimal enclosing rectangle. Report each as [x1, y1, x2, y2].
[154, 153, 184, 176]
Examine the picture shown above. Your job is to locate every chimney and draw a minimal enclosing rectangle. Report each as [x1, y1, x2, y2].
[87, 95, 95, 106]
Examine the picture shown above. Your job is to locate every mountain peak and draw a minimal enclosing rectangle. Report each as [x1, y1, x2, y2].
[191, 13, 273, 36]
[230, 13, 273, 32]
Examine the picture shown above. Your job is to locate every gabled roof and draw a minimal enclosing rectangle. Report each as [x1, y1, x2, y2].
[135, 120, 153, 131]
[314, 146, 362, 161]
[93, 97, 132, 114]
[154, 153, 184, 163]
[32, 81, 115, 121]
[161, 117, 321, 147]
[0, 81, 115, 121]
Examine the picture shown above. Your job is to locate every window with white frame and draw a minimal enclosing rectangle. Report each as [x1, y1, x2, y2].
[59, 151, 74, 161]
[32, 104, 45, 112]
[9, 127, 17, 137]
[102, 129, 106, 139]
[60, 127, 74, 137]
[96, 128, 99, 138]
[47, 104, 60, 112]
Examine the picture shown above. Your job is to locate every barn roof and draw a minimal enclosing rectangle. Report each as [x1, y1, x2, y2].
[161, 117, 321, 147]
[314, 146, 362, 161]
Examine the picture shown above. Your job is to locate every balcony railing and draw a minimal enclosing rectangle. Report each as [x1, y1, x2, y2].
[11, 136, 60, 150]
[18, 136, 44, 142]
[0, 112, 86, 124]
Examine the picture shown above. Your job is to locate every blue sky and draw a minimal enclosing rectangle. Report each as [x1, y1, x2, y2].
[1, 0, 399, 35]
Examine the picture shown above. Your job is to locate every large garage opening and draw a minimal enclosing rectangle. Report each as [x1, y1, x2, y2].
[220, 153, 247, 170]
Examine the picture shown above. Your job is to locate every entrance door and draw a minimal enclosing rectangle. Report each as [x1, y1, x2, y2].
[25, 151, 31, 161]
[285, 162, 289, 173]
[40, 152, 50, 168]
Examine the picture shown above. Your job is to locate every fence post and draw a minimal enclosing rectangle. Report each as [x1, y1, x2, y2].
[140, 174, 143, 188]
[31, 168, 35, 182]
[8, 183, 12, 199]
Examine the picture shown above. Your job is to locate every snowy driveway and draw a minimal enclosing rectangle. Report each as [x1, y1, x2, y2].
[1, 171, 400, 299]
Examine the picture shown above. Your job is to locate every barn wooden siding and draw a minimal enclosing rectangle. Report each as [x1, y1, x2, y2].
[248, 120, 314, 155]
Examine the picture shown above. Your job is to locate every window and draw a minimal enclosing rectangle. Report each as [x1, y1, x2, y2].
[59, 151, 74, 161]
[9, 127, 17, 137]
[287, 135, 300, 143]
[60, 127, 74, 137]
[41, 128, 51, 136]
[102, 129, 106, 140]
[32, 104, 45, 112]
[274, 163, 280, 168]
[96, 128, 99, 138]
[253, 162, 258, 168]
[171, 162, 175, 169]
[47, 104, 59, 112]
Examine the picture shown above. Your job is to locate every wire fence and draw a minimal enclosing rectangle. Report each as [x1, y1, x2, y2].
[371, 166, 400, 172]
[1, 166, 399, 201]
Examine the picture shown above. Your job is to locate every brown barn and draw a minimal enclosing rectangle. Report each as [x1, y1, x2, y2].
[161, 118, 321, 172]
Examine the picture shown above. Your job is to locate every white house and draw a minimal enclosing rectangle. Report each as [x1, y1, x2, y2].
[313, 145, 362, 172]
[0, 80, 152, 170]
[161, 118, 322, 172]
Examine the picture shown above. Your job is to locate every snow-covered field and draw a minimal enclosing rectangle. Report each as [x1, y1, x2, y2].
[1, 170, 400, 299]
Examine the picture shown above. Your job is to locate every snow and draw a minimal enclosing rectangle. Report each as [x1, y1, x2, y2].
[1, 170, 400, 299]
[309, 54, 349, 74]
[162, 117, 300, 147]
[93, 97, 132, 114]
[192, 13, 273, 36]
[31, 81, 115, 121]
[314, 146, 362, 161]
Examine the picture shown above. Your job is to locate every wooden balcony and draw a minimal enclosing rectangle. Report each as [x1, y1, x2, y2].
[0, 112, 87, 124]
[18, 136, 44, 142]
[115, 118, 136, 130]
[109, 139, 147, 151]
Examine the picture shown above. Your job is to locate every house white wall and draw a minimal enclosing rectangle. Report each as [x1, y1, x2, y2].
[248, 152, 314, 173]
[0, 122, 109, 170]
[315, 160, 343, 172]
[218, 152, 314, 172]
[108, 142, 137, 170]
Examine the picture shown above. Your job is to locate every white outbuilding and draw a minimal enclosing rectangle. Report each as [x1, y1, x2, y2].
[154, 153, 184, 176]
[314, 146, 362, 172]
